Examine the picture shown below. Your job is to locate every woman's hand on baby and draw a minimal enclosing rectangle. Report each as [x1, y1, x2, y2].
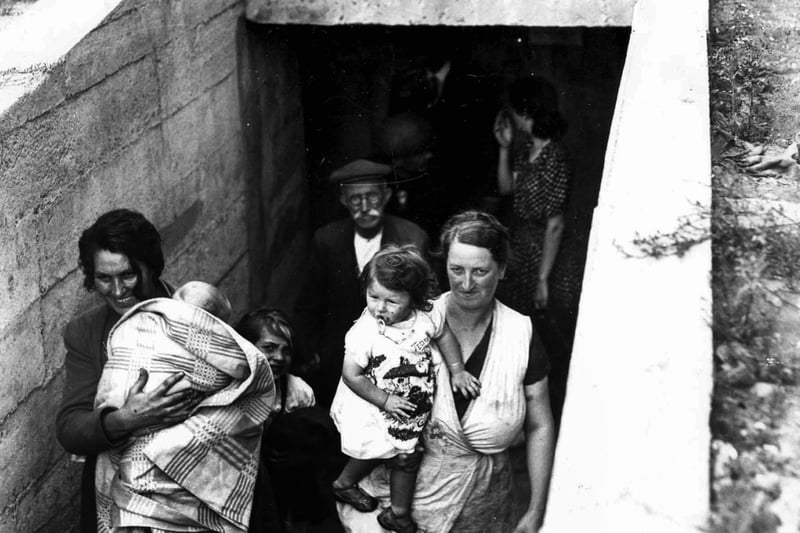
[451, 370, 481, 399]
[119, 370, 201, 430]
[382, 394, 416, 420]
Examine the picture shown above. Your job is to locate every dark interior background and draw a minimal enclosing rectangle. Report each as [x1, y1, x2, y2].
[244, 24, 629, 301]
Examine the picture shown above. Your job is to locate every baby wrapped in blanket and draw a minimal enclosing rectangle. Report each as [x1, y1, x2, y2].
[94, 281, 275, 533]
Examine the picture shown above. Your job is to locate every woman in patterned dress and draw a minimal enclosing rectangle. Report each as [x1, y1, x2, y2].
[494, 76, 580, 428]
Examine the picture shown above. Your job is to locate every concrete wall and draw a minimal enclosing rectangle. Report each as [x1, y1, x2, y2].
[0, 0, 298, 529]
[245, 0, 636, 26]
[237, 22, 310, 311]
[541, 0, 712, 531]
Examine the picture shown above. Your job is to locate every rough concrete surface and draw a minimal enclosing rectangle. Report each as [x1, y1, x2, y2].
[245, 0, 636, 26]
[0, 0, 269, 529]
[0, 453, 81, 533]
[0, 375, 67, 515]
[0, 305, 45, 421]
[237, 24, 311, 311]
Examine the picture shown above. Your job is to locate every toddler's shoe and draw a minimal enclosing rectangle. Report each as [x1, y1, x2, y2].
[377, 506, 417, 533]
[332, 483, 378, 512]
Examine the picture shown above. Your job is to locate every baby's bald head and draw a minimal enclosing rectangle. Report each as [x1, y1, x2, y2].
[173, 281, 232, 323]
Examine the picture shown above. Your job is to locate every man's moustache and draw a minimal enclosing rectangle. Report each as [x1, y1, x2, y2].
[355, 208, 381, 219]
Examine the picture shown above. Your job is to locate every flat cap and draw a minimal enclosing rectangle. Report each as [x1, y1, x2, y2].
[329, 159, 391, 185]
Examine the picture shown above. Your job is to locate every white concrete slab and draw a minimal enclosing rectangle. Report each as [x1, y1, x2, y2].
[541, 0, 713, 531]
[245, 0, 636, 27]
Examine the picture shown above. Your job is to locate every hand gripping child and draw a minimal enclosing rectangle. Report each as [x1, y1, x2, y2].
[330, 244, 481, 533]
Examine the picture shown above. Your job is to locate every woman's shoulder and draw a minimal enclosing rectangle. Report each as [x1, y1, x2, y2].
[494, 299, 533, 328]
[419, 298, 447, 330]
[286, 374, 316, 408]
[543, 141, 570, 165]
[287, 373, 312, 389]
[429, 292, 450, 311]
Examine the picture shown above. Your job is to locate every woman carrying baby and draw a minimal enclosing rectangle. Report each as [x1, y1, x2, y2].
[330, 244, 480, 533]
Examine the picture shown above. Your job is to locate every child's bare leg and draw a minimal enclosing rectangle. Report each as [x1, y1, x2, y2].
[389, 467, 417, 517]
[377, 457, 420, 531]
[334, 458, 379, 488]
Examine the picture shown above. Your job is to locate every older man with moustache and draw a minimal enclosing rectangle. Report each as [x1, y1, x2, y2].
[294, 159, 430, 408]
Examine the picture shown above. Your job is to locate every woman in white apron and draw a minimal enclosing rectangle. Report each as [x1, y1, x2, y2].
[339, 210, 555, 533]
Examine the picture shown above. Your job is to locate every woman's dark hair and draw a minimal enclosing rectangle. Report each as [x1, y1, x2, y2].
[235, 307, 295, 351]
[360, 244, 436, 312]
[508, 76, 567, 140]
[439, 210, 511, 268]
[78, 209, 164, 292]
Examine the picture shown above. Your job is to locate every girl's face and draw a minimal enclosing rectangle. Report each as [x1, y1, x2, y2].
[366, 279, 413, 326]
[254, 328, 292, 378]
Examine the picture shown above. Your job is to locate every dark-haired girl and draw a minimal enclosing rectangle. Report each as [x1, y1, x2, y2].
[330, 244, 479, 533]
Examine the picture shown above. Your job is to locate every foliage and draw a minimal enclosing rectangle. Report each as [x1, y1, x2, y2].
[709, 0, 775, 141]
[624, 205, 709, 259]
[704, 1, 800, 529]
[631, 2, 799, 526]
[712, 196, 800, 343]
[624, 188, 800, 349]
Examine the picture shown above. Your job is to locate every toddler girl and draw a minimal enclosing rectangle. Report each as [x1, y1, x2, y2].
[330, 244, 481, 533]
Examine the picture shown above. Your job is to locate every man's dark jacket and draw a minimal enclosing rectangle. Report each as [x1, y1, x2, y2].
[294, 215, 429, 407]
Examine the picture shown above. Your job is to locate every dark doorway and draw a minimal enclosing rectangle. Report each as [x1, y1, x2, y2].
[293, 25, 628, 260]
[240, 20, 628, 344]
[239, 20, 630, 533]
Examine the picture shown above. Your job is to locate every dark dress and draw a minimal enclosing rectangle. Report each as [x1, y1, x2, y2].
[261, 375, 342, 530]
[499, 141, 580, 313]
[497, 141, 581, 429]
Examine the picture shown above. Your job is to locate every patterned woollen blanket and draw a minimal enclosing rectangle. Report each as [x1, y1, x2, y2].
[94, 298, 275, 533]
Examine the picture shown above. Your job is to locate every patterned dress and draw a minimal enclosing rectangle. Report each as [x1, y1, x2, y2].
[499, 140, 581, 313]
[330, 306, 444, 459]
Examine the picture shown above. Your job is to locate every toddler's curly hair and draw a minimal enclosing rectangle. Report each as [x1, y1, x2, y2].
[360, 244, 436, 312]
